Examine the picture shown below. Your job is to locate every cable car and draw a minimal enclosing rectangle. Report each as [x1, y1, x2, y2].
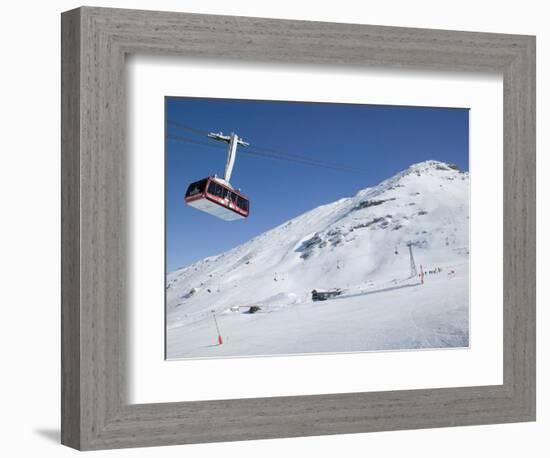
[184, 131, 250, 221]
[185, 176, 250, 221]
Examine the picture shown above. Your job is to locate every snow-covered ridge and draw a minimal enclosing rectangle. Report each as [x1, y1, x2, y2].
[166, 160, 469, 358]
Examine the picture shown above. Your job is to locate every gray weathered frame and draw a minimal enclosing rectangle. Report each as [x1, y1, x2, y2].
[61, 6, 536, 451]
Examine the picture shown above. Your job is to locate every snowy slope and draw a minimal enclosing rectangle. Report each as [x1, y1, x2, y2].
[166, 160, 470, 358]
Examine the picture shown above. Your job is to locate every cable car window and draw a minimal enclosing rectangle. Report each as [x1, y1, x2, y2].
[207, 180, 216, 195]
[207, 181, 223, 197]
[237, 196, 249, 211]
[185, 179, 207, 197]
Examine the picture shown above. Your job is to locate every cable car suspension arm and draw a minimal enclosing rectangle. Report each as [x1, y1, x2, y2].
[207, 132, 249, 182]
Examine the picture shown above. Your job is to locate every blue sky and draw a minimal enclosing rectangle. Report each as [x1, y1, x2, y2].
[166, 97, 469, 271]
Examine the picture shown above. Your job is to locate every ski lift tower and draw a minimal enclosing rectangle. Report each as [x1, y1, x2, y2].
[207, 131, 249, 184]
[406, 242, 418, 278]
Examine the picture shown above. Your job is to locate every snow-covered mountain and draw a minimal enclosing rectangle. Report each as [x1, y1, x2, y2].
[167, 160, 470, 359]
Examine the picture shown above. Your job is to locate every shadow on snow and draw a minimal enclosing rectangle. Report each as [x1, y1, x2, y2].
[333, 281, 421, 301]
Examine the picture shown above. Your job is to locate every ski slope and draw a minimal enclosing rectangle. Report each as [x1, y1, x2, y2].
[166, 160, 470, 359]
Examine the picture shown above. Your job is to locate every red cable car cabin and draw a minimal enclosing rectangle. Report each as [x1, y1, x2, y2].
[185, 177, 250, 221]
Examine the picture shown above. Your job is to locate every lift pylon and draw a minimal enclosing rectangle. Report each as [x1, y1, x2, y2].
[406, 242, 418, 278]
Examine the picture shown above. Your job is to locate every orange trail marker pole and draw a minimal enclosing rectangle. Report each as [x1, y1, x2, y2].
[212, 311, 223, 345]
[420, 265, 425, 285]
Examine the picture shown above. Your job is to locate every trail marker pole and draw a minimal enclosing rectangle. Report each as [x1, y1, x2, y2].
[211, 310, 223, 345]
[420, 265, 425, 285]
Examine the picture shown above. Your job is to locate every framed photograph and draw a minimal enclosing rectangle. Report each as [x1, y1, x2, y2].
[61, 6, 536, 450]
[165, 97, 471, 360]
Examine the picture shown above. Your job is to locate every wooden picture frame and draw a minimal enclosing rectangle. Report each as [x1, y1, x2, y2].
[61, 6, 536, 450]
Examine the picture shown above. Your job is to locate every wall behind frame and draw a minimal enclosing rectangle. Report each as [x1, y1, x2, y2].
[0, 1, 545, 457]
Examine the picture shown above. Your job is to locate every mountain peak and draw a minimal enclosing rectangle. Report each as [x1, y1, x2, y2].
[406, 160, 463, 173]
